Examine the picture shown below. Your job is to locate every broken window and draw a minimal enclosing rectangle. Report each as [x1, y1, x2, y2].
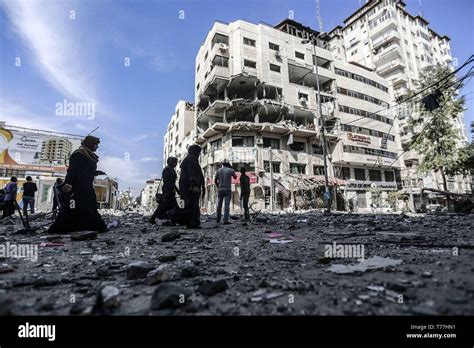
[295, 51, 305, 60]
[269, 63, 281, 73]
[212, 55, 229, 67]
[244, 59, 257, 68]
[354, 168, 366, 181]
[298, 92, 308, 102]
[263, 137, 280, 149]
[289, 141, 305, 152]
[369, 169, 382, 182]
[212, 33, 229, 47]
[243, 37, 256, 46]
[311, 144, 323, 154]
[232, 136, 254, 147]
[290, 163, 306, 174]
[264, 161, 281, 173]
[341, 167, 351, 180]
[384, 171, 394, 182]
[210, 138, 222, 151]
[313, 165, 324, 175]
[269, 42, 279, 51]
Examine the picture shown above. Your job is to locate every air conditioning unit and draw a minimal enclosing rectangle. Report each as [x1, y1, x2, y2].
[299, 97, 308, 106]
[275, 50, 282, 59]
[256, 136, 263, 145]
[218, 43, 228, 51]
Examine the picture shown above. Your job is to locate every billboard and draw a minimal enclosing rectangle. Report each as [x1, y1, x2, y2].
[0, 126, 82, 170]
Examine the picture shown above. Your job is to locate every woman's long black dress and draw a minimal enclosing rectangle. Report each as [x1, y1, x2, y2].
[48, 151, 107, 233]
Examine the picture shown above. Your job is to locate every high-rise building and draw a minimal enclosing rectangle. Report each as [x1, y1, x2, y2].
[140, 178, 162, 210]
[328, 0, 471, 208]
[40, 137, 73, 165]
[192, 18, 399, 213]
[163, 100, 196, 166]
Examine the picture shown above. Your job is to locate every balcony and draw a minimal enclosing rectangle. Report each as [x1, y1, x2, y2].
[376, 58, 405, 75]
[369, 18, 398, 38]
[390, 71, 409, 87]
[404, 149, 419, 163]
[372, 31, 401, 49]
[374, 44, 402, 66]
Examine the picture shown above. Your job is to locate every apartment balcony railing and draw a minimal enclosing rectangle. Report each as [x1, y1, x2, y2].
[374, 44, 402, 66]
[376, 58, 405, 75]
[369, 18, 398, 38]
[372, 30, 401, 49]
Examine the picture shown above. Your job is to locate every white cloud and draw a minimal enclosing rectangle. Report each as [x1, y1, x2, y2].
[100, 155, 159, 195]
[2, 0, 96, 103]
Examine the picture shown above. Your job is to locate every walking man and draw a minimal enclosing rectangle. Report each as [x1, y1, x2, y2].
[239, 167, 251, 221]
[215, 161, 237, 224]
[22, 176, 37, 215]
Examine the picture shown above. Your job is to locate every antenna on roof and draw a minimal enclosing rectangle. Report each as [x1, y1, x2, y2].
[418, 0, 423, 16]
[316, 0, 323, 32]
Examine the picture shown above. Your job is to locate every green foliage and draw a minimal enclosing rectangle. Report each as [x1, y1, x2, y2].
[408, 64, 467, 176]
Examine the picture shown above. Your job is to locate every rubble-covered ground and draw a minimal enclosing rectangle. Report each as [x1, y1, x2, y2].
[0, 210, 473, 315]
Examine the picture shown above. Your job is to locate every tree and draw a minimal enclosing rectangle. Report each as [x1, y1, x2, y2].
[408, 64, 468, 208]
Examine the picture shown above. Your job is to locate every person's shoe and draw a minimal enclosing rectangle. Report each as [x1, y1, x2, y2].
[223, 221, 231, 225]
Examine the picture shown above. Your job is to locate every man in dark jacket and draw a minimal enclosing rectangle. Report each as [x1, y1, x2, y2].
[2, 176, 17, 219]
[149, 157, 180, 224]
[178, 145, 204, 228]
[48, 136, 108, 233]
[22, 176, 37, 215]
[239, 167, 251, 221]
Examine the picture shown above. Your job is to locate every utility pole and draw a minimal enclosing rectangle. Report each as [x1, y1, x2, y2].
[302, 33, 331, 212]
[269, 147, 274, 211]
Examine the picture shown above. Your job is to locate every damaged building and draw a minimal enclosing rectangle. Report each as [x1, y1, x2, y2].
[190, 19, 400, 213]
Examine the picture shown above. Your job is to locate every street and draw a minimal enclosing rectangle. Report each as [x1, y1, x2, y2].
[1, 211, 473, 315]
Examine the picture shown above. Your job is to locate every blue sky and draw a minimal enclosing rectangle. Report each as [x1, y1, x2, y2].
[1, 0, 473, 194]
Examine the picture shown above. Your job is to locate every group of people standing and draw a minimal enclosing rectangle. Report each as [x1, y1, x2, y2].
[1, 175, 37, 219]
[151, 144, 252, 227]
[2, 136, 252, 232]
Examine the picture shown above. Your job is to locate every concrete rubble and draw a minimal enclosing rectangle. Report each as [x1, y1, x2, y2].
[0, 210, 472, 315]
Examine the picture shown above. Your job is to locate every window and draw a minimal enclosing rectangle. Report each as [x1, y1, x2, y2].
[342, 167, 351, 180]
[354, 168, 366, 181]
[384, 171, 394, 182]
[243, 37, 256, 46]
[204, 51, 208, 61]
[244, 59, 256, 68]
[232, 136, 254, 147]
[313, 166, 324, 175]
[196, 64, 200, 72]
[295, 51, 305, 59]
[269, 42, 279, 51]
[351, 49, 357, 56]
[311, 144, 324, 155]
[289, 141, 305, 152]
[290, 163, 306, 174]
[212, 55, 229, 67]
[264, 161, 281, 173]
[369, 169, 382, 182]
[210, 138, 222, 150]
[196, 83, 200, 91]
[263, 137, 280, 149]
[212, 33, 229, 46]
[269, 63, 281, 73]
[298, 92, 308, 102]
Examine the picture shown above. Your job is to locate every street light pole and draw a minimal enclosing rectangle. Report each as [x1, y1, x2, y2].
[303, 33, 331, 212]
